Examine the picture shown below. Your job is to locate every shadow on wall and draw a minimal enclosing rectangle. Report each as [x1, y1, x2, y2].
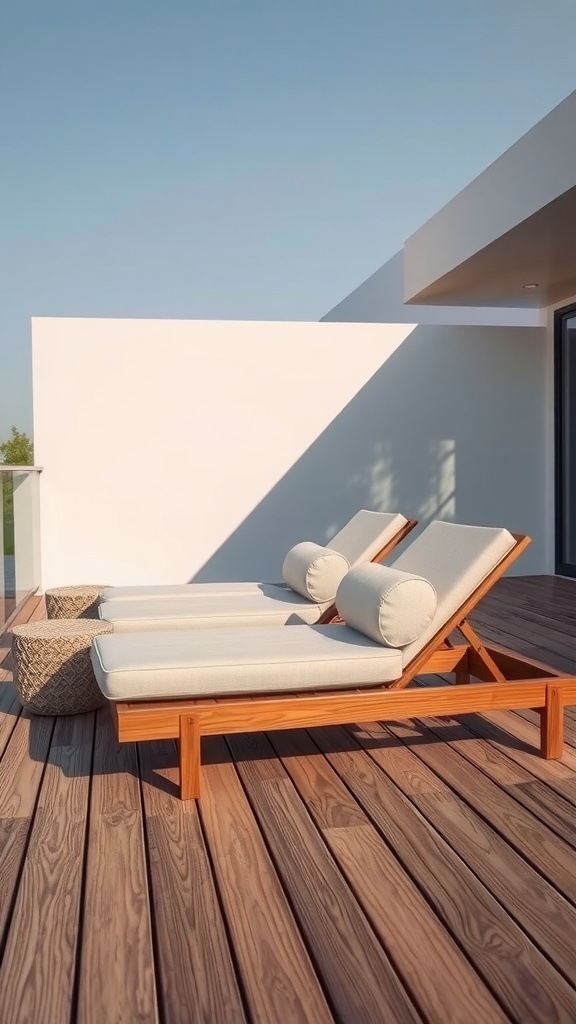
[192, 323, 546, 581]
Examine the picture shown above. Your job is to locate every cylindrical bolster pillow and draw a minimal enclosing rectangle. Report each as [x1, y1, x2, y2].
[282, 542, 350, 603]
[336, 563, 437, 647]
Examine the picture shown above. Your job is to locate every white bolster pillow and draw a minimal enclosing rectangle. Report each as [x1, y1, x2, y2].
[282, 542, 350, 603]
[336, 563, 437, 647]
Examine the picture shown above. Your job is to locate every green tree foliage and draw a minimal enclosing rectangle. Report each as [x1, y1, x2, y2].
[1, 427, 32, 560]
[0, 426, 33, 466]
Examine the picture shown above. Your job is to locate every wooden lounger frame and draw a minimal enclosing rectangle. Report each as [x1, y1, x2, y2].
[112, 532, 576, 799]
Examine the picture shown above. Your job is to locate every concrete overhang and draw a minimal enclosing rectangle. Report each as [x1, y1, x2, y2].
[404, 91, 576, 308]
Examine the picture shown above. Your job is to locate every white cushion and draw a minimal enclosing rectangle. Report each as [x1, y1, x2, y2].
[336, 564, 437, 647]
[100, 581, 272, 603]
[390, 521, 516, 667]
[282, 542, 350, 602]
[99, 587, 327, 632]
[329, 510, 408, 566]
[91, 624, 403, 701]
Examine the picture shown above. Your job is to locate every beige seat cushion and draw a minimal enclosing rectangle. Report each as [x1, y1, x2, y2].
[329, 510, 408, 565]
[99, 581, 279, 603]
[99, 510, 409, 603]
[99, 587, 327, 633]
[91, 624, 403, 701]
[389, 521, 516, 667]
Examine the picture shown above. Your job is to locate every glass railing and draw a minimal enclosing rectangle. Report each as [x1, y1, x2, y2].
[0, 467, 42, 634]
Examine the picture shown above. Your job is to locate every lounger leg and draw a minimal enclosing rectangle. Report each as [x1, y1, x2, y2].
[541, 685, 564, 759]
[179, 714, 201, 799]
[455, 651, 470, 685]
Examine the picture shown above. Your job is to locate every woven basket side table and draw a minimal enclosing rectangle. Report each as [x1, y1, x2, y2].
[45, 585, 107, 620]
[12, 619, 113, 715]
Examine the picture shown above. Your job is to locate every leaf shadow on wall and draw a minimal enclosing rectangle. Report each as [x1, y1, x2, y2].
[190, 323, 544, 581]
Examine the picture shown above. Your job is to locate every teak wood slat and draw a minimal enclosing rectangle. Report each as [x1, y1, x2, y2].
[314, 723, 576, 1023]
[228, 731, 422, 1024]
[369, 718, 576, 994]
[268, 727, 506, 1024]
[0, 714, 93, 1024]
[0, 712, 54, 947]
[199, 735, 334, 1024]
[412, 709, 576, 854]
[397, 712, 576, 902]
[138, 739, 247, 1024]
[76, 708, 158, 1024]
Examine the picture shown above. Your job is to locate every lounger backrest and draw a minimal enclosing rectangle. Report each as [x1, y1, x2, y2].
[329, 511, 409, 567]
[389, 521, 516, 667]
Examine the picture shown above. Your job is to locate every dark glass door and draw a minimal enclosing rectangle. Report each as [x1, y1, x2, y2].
[555, 304, 576, 576]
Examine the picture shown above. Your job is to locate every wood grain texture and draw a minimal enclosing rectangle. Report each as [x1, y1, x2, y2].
[393, 713, 576, 901]
[0, 685, 21, 762]
[459, 708, 576, 805]
[76, 707, 158, 1024]
[314, 724, 576, 1022]
[543, 685, 565, 758]
[417, 708, 576, 844]
[116, 679, 552, 744]
[0, 713, 93, 1024]
[139, 738, 247, 1024]
[269, 728, 506, 1024]
[358, 718, 576, 989]
[228, 730, 422, 1024]
[0, 711, 54, 945]
[179, 713, 200, 799]
[200, 734, 334, 1024]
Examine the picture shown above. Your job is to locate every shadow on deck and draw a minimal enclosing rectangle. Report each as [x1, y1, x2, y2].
[1, 577, 576, 1023]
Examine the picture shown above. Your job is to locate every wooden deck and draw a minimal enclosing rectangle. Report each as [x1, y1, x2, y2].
[1, 577, 576, 1023]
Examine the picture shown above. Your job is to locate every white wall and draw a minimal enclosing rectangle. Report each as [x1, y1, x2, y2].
[321, 251, 539, 327]
[32, 317, 416, 588]
[323, 256, 549, 574]
[404, 91, 576, 302]
[33, 311, 548, 587]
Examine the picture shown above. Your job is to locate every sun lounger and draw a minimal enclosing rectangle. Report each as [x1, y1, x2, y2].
[98, 511, 416, 631]
[91, 521, 576, 799]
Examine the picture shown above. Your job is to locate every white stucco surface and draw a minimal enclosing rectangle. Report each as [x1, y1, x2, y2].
[32, 317, 416, 588]
[33, 311, 548, 587]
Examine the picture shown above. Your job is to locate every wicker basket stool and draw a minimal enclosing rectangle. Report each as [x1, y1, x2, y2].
[45, 585, 107, 620]
[11, 619, 113, 715]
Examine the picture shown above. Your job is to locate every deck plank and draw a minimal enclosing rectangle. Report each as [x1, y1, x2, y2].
[314, 723, 576, 1023]
[200, 734, 334, 1024]
[416, 710, 576, 846]
[228, 730, 424, 1024]
[76, 707, 158, 1024]
[0, 596, 45, 757]
[138, 737, 248, 1024]
[353, 718, 576, 993]
[0, 713, 93, 1024]
[269, 727, 507, 1024]
[390, 714, 576, 898]
[0, 711, 54, 948]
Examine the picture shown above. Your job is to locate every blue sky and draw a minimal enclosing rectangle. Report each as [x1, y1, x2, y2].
[2, 0, 576, 437]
